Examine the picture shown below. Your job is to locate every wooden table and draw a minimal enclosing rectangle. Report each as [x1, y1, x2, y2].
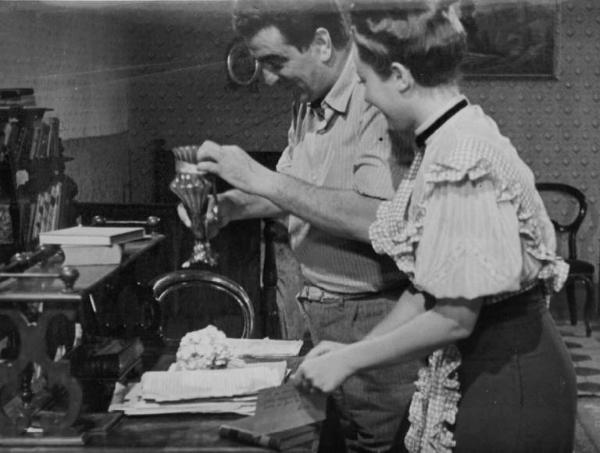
[0, 353, 314, 452]
[0, 236, 317, 451]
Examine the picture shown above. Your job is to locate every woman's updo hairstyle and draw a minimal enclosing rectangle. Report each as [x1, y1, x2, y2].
[350, 0, 466, 87]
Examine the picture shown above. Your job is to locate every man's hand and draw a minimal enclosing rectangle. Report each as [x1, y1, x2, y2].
[195, 140, 274, 197]
[176, 194, 232, 240]
[291, 349, 354, 394]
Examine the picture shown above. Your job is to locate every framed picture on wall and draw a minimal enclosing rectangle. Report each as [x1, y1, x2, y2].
[459, 0, 559, 79]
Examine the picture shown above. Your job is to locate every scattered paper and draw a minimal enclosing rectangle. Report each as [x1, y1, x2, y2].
[224, 339, 303, 358]
[140, 361, 287, 402]
[109, 382, 257, 416]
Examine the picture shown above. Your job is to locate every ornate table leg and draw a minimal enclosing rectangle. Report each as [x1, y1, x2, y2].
[0, 306, 82, 435]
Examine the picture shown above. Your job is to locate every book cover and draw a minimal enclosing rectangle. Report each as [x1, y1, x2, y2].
[72, 337, 144, 379]
[61, 243, 123, 266]
[28, 120, 42, 160]
[218, 423, 317, 451]
[219, 383, 326, 451]
[39, 225, 144, 246]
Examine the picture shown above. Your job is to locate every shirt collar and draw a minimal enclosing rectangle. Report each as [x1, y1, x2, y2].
[318, 48, 356, 115]
[414, 95, 469, 148]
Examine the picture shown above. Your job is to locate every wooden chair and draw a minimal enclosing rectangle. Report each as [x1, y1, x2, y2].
[536, 182, 596, 336]
[151, 270, 255, 341]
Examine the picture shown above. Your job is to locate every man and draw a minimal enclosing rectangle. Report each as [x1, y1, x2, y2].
[185, 1, 417, 451]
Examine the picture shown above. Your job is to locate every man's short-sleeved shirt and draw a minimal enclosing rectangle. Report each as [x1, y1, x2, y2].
[276, 50, 408, 294]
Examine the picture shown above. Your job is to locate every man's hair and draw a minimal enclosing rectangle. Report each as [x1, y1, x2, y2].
[351, 0, 466, 86]
[233, 0, 350, 51]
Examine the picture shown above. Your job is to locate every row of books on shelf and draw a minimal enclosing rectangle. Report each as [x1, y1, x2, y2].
[24, 180, 65, 246]
[0, 203, 13, 245]
[2, 114, 61, 166]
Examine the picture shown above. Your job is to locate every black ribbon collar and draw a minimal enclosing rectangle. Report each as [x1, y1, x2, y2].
[415, 98, 469, 149]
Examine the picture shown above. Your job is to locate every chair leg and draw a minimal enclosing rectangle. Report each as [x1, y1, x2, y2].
[582, 275, 595, 337]
[566, 279, 578, 325]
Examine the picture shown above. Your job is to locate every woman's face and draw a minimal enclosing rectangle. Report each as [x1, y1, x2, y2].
[354, 52, 410, 131]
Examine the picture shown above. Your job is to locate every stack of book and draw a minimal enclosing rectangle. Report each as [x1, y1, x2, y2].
[218, 383, 326, 451]
[0, 88, 35, 107]
[39, 225, 145, 265]
[71, 337, 144, 381]
[69, 337, 145, 412]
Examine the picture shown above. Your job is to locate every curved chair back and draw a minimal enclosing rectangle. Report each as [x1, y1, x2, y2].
[536, 182, 587, 260]
[152, 270, 255, 341]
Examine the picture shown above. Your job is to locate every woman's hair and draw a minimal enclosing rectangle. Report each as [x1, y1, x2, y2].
[233, 0, 350, 51]
[351, 0, 467, 86]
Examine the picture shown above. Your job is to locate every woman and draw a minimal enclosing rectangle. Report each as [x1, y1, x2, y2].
[292, 1, 577, 452]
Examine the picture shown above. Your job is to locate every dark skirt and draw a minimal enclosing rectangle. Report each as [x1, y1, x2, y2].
[452, 286, 577, 453]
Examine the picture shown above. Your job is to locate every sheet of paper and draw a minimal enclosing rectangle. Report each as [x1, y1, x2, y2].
[224, 339, 303, 358]
[140, 361, 287, 401]
[109, 382, 257, 416]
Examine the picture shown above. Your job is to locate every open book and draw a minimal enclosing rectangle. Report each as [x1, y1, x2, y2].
[141, 361, 287, 401]
[108, 361, 288, 416]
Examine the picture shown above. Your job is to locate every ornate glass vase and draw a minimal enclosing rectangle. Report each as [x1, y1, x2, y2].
[170, 146, 219, 267]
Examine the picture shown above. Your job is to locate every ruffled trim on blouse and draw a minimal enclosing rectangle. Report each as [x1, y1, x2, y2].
[370, 198, 420, 275]
[370, 134, 569, 299]
[405, 345, 462, 453]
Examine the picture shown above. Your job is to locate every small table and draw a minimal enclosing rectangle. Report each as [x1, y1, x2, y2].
[0, 236, 164, 440]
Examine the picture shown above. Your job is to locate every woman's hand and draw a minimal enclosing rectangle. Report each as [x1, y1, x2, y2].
[304, 340, 345, 360]
[291, 349, 355, 394]
[194, 140, 274, 196]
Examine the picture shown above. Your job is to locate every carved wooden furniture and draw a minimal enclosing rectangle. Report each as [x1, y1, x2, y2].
[0, 104, 77, 264]
[151, 270, 255, 341]
[0, 235, 164, 443]
[537, 182, 596, 336]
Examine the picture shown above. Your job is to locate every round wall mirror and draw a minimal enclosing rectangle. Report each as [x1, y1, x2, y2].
[226, 37, 260, 86]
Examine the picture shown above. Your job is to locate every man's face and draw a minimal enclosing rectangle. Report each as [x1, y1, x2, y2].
[248, 25, 325, 101]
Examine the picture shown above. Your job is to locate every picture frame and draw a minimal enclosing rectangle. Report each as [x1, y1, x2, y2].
[459, 0, 559, 79]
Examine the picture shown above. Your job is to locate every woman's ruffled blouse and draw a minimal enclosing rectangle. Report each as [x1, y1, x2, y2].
[370, 100, 568, 300]
[369, 98, 569, 453]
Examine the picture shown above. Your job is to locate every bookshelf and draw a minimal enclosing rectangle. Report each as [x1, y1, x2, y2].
[0, 92, 77, 264]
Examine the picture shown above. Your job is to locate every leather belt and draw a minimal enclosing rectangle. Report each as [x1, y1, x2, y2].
[298, 284, 406, 303]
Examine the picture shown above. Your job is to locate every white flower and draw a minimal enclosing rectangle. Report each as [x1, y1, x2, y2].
[174, 325, 233, 370]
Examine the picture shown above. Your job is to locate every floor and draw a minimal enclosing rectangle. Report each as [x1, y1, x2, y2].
[551, 290, 600, 453]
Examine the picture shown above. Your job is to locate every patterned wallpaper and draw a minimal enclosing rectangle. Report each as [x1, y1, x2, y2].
[2, 0, 599, 277]
[459, 0, 600, 270]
